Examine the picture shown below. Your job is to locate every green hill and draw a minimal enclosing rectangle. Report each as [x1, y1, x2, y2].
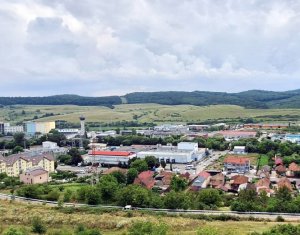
[1, 89, 300, 108]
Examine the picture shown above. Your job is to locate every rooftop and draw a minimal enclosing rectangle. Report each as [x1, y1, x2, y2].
[224, 156, 250, 164]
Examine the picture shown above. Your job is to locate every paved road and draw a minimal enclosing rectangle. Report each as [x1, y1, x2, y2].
[1, 193, 300, 221]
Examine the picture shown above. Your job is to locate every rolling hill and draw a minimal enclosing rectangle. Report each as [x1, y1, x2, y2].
[1, 89, 300, 108]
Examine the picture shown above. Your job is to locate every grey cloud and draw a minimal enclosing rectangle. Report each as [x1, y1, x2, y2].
[0, 0, 300, 96]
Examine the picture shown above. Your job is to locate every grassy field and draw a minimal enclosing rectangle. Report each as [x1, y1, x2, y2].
[1, 104, 300, 126]
[0, 200, 297, 235]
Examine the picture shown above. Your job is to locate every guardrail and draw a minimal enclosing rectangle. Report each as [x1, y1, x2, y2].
[1, 193, 300, 217]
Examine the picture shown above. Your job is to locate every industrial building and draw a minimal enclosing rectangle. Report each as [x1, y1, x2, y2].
[83, 150, 136, 166]
[24, 121, 55, 135]
[136, 142, 204, 164]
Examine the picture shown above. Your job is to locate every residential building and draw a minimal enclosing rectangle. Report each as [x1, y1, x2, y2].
[190, 171, 211, 191]
[210, 173, 225, 188]
[24, 121, 56, 135]
[0, 153, 55, 177]
[3, 123, 24, 134]
[134, 170, 155, 189]
[275, 165, 286, 176]
[230, 175, 249, 191]
[83, 150, 136, 166]
[233, 146, 246, 154]
[188, 125, 210, 131]
[223, 156, 251, 173]
[277, 177, 293, 191]
[0, 122, 4, 134]
[20, 167, 49, 184]
[255, 178, 272, 196]
[288, 162, 300, 177]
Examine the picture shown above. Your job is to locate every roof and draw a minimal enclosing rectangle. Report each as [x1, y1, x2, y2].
[134, 170, 155, 189]
[289, 162, 300, 172]
[277, 177, 293, 191]
[275, 165, 286, 173]
[233, 146, 246, 150]
[24, 167, 48, 177]
[89, 151, 133, 157]
[231, 175, 249, 185]
[210, 173, 225, 186]
[1, 153, 54, 166]
[256, 178, 270, 188]
[275, 157, 283, 165]
[218, 131, 256, 137]
[224, 156, 250, 164]
[198, 171, 210, 179]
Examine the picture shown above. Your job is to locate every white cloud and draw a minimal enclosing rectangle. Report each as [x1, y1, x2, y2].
[0, 0, 300, 96]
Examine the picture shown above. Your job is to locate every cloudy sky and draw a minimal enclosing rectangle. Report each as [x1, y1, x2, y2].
[1, 0, 300, 96]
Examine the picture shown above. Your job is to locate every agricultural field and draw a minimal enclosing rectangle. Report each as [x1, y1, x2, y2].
[0, 200, 296, 235]
[1, 104, 300, 126]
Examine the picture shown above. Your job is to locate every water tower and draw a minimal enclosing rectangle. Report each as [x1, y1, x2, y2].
[79, 116, 85, 149]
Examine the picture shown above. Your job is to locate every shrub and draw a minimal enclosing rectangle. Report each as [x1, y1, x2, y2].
[128, 221, 168, 235]
[276, 216, 285, 222]
[3, 227, 25, 235]
[31, 216, 47, 234]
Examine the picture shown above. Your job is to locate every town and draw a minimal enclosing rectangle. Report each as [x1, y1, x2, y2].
[1, 117, 300, 217]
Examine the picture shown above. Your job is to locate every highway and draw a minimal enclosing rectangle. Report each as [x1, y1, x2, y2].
[1, 193, 300, 221]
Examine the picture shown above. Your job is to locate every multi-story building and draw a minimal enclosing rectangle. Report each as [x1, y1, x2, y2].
[24, 121, 56, 135]
[223, 156, 250, 173]
[0, 153, 55, 177]
[0, 122, 4, 135]
[4, 123, 24, 134]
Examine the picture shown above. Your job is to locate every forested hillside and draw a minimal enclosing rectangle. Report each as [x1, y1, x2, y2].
[1, 89, 300, 108]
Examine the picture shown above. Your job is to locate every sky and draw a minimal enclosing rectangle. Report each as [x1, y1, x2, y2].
[1, 0, 300, 97]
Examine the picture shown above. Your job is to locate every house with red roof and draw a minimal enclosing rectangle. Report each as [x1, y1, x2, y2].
[230, 175, 249, 191]
[134, 170, 155, 190]
[277, 177, 293, 191]
[189, 171, 211, 191]
[210, 173, 225, 188]
[223, 156, 250, 173]
[288, 162, 300, 177]
[275, 165, 286, 176]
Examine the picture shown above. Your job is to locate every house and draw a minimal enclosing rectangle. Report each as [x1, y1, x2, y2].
[255, 178, 271, 196]
[134, 170, 155, 189]
[275, 157, 283, 166]
[209, 173, 225, 188]
[257, 165, 271, 178]
[277, 177, 293, 191]
[230, 175, 249, 191]
[190, 171, 211, 191]
[233, 146, 246, 155]
[0, 153, 55, 177]
[20, 167, 49, 184]
[275, 165, 286, 176]
[154, 171, 174, 191]
[288, 162, 300, 177]
[223, 156, 250, 173]
[238, 183, 256, 192]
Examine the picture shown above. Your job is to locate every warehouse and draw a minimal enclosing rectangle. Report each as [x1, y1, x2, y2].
[83, 150, 136, 166]
[136, 142, 204, 164]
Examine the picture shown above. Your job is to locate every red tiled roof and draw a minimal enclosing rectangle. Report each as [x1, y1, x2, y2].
[134, 170, 155, 189]
[278, 177, 293, 191]
[275, 157, 283, 165]
[256, 178, 270, 188]
[224, 156, 250, 164]
[198, 171, 210, 178]
[275, 165, 286, 173]
[231, 175, 248, 185]
[89, 151, 133, 157]
[289, 162, 300, 172]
